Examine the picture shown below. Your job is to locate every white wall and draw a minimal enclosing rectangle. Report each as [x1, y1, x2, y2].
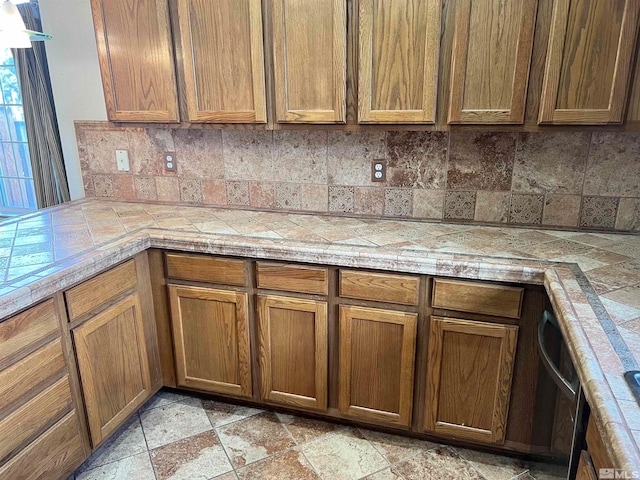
[39, 0, 107, 199]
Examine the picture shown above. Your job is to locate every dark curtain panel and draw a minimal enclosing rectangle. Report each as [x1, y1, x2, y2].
[12, 3, 70, 208]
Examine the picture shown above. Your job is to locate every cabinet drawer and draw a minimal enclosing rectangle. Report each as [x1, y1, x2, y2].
[65, 260, 137, 321]
[257, 262, 328, 295]
[0, 299, 59, 370]
[432, 279, 523, 319]
[0, 339, 66, 414]
[0, 410, 86, 480]
[340, 270, 419, 306]
[165, 253, 247, 286]
[0, 375, 73, 462]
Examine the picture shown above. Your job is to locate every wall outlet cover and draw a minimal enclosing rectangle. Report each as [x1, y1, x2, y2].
[164, 152, 177, 172]
[371, 160, 386, 182]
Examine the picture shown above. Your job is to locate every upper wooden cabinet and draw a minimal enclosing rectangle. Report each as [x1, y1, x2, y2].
[91, 0, 179, 123]
[272, 0, 347, 123]
[358, 0, 441, 124]
[448, 0, 538, 124]
[175, 0, 267, 123]
[539, 0, 640, 124]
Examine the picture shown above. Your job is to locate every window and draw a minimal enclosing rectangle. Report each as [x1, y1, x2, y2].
[0, 0, 37, 214]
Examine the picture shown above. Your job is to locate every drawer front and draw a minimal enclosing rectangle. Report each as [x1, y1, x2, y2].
[432, 279, 523, 319]
[0, 339, 66, 414]
[65, 260, 137, 321]
[257, 262, 329, 295]
[340, 270, 420, 306]
[0, 375, 73, 462]
[165, 253, 247, 286]
[0, 410, 86, 480]
[0, 299, 59, 370]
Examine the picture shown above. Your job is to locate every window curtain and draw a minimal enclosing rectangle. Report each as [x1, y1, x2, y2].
[12, 3, 70, 208]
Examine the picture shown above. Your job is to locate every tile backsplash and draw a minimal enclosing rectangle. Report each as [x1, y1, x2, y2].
[76, 122, 640, 232]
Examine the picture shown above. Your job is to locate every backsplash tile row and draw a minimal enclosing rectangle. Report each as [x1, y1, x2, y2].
[75, 123, 640, 232]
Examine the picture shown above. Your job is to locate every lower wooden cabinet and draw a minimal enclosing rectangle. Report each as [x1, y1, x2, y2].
[576, 450, 598, 480]
[168, 285, 252, 397]
[73, 293, 154, 446]
[257, 295, 328, 411]
[424, 316, 519, 445]
[338, 305, 417, 427]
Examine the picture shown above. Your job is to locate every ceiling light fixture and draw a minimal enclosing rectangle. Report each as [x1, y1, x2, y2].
[0, 0, 51, 49]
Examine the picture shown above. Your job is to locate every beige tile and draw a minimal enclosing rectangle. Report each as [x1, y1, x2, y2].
[475, 191, 511, 223]
[140, 396, 211, 449]
[141, 390, 192, 411]
[76, 452, 155, 480]
[300, 184, 328, 212]
[130, 129, 175, 176]
[223, 130, 274, 181]
[273, 131, 328, 184]
[386, 132, 448, 189]
[83, 130, 131, 174]
[392, 447, 483, 480]
[202, 400, 263, 428]
[616, 198, 640, 232]
[236, 448, 319, 480]
[276, 413, 343, 445]
[174, 129, 224, 179]
[456, 447, 528, 480]
[156, 177, 181, 202]
[363, 468, 404, 480]
[250, 182, 275, 209]
[412, 189, 444, 220]
[584, 133, 640, 197]
[543, 194, 581, 228]
[359, 428, 438, 464]
[328, 132, 386, 185]
[150, 431, 232, 480]
[202, 180, 227, 205]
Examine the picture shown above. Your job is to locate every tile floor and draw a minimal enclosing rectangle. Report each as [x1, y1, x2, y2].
[71, 389, 568, 480]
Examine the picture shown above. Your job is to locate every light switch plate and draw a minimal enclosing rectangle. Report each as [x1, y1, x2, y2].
[115, 150, 130, 172]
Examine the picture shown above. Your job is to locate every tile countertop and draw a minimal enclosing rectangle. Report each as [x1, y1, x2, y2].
[1, 198, 639, 471]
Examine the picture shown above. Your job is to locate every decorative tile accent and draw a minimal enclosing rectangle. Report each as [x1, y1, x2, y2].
[155, 177, 180, 202]
[222, 130, 274, 181]
[92, 174, 114, 197]
[386, 132, 448, 189]
[274, 131, 328, 183]
[174, 129, 224, 179]
[329, 186, 355, 213]
[580, 196, 620, 229]
[179, 179, 203, 203]
[584, 133, 640, 197]
[510, 194, 544, 225]
[384, 188, 412, 217]
[202, 180, 227, 205]
[543, 194, 581, 227]
[444, 191, 476, 220]
[134, 177, 158, 201]
[327, 132, 386, 185]
[447, 132, 516, 191]
[616, 198, 640, 231]
[249, 182, 275, 209]
[226, 181, 250, 206]
[475, 192, 511, 223]
[275, 183, 302, 210]
[354, 187, 385, 216]
[513, 132, 590, 194]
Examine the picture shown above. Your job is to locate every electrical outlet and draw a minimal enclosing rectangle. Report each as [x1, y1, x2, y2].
[371, 160, 386, 182]
[164, 152, 177, 172]
[115, 150, 130, 172]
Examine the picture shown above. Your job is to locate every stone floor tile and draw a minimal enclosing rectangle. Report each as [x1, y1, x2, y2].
[216, 411, 295, 468]
[525, 461, 568, 480]
[140, 389, 194, 411]
[77, 414, 147, 472]
[140, 396, 212, 449]
[276, 413, 343, 445]
[150, 431, 232, 480]
[212, 472, 239, 480]
[235, 448, 320, 480]
[363, 467, 405, 480]
[75, 452, 156, 480]
[302, 428, 388, 480]
[359, 428, 438, 464]
[456, 447, 528, 480]
[203, 399, 263, 428]
[392, 447, 483, 480]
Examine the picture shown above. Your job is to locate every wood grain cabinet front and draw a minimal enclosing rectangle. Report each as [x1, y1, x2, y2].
[424, 316, 519, 445]
[338, 305, 417, 427]
[168, 285, 252, 398]
[257, 295, 328, 411]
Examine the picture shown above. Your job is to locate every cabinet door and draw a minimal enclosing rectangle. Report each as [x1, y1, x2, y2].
[176, 0, 267, 123]
[257, 295, 328, 411]
[539, 0, 640, 124]
[272, 0, 347, 123]
[90, 0, 179, 122]
[424, 317, 518, 445]
[448, 0, 538, 124]
[73, 293, 153, 446]
[338, 305, 417, 427]
[168, 285, 252, 397]
[358, 0, 441, 124]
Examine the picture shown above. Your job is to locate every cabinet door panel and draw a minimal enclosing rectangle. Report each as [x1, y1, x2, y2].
[339, 305, 417, 427]
[177, 0, 267, 123]
[257, 295, 328, 410]
[272, 0, 347, 123]
[91, 0, 179, 122]
[358, 0, 441, 123]
[448, 0, 538, 124]
[169, 285, 252, 397]
[424, 317, 518, 445]
[73, 294, 153, 446]
[539, 0, 640, 124]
